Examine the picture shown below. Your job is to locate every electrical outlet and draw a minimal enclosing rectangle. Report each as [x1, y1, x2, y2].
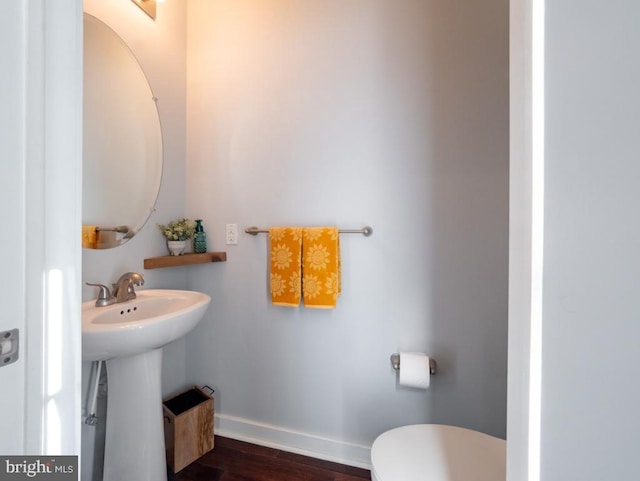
[225, 224, 238, 245]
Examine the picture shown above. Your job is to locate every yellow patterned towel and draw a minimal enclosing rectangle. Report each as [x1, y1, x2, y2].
[82, 225, 98, 249]
[270, 227, 303, 307]
[302, 227, 341, 309]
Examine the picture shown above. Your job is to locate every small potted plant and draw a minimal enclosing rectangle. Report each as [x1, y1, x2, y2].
[158, 218, 196, 255]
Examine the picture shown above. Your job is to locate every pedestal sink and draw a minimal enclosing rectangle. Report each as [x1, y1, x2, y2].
[82, 289, 211, 481]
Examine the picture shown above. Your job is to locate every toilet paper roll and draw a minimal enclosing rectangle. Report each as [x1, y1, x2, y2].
[399, 352, 430, 389]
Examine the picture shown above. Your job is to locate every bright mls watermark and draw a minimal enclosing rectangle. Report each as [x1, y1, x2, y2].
[1, 456, 77, 480]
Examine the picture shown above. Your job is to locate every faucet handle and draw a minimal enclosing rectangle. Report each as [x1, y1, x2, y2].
[86, 282, 116, 307]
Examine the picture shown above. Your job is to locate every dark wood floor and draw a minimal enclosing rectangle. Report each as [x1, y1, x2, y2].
[169, 436, 371, 481]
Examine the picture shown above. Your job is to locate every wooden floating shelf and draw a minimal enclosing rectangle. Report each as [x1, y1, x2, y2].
[144, 252, 227, 270]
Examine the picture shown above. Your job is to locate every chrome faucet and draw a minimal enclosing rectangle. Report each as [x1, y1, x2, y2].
[112, 272, 145, 303]
[86, 283, 116, 307]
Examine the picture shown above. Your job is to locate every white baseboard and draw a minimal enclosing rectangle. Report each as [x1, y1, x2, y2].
[214, 413, 372, 470]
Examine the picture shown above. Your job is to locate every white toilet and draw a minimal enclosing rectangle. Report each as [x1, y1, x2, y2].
[370, 424, 506, 481]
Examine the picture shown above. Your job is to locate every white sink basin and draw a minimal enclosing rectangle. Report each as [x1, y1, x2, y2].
[82, 288, 210, 361]
[82, 288, 210, 481]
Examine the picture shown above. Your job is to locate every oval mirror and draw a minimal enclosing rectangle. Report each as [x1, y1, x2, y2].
[83, 14, 163, 249]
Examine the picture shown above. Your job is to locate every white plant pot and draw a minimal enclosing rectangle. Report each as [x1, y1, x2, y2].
[167, 240, 186, 256]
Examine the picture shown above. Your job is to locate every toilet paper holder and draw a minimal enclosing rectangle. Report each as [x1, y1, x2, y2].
[390, 353, 437, 375]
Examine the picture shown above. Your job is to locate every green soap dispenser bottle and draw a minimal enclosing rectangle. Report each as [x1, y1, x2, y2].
[193, 219, 207, 253]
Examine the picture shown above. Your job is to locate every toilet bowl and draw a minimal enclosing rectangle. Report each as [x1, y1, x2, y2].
[370, 424, 505, 481]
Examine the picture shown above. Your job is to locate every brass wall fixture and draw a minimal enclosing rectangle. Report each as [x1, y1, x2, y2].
[131, 0, 156, 20]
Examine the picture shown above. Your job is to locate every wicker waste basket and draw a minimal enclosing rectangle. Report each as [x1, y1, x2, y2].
[163, 386, 214, 473]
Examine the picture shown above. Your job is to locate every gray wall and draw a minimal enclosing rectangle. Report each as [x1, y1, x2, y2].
[542, 1, 640, 479]
[81, 0, 189, 392]
[81, 1, 188, 479]
[185, 0, 509, 464]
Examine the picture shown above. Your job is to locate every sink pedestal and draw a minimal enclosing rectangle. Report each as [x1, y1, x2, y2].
[103, 348, 167, 481]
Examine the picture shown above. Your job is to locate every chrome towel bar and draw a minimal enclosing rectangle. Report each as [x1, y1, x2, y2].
[96, 225, 130, 233]
[245, 226, 373, 236]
